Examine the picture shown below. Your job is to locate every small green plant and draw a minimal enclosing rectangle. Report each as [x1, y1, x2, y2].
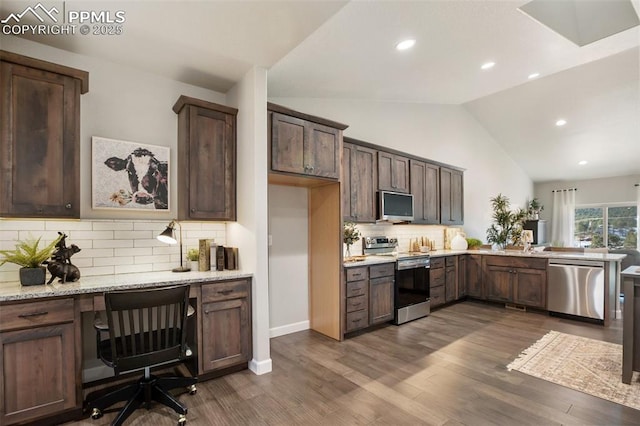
[466, 237, 483, 249]
[486, 194, 527, 249]
[186, 248, 199, 261]
[0, 235, 61, 268]
[527, 198, 544, 219]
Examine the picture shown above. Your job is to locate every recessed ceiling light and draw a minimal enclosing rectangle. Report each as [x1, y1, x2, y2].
[556, 119, 567, 126]
[395, 39, 416, 51]
[481, 62, 495, 70]
[578, 160, 588, 165]
[528, 72, 540, 79]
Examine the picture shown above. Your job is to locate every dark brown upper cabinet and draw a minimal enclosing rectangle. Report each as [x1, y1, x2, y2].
[173, 96, 237, 221]
[377, 151, 410, 193]
[268, 103, 348, 181]
[343, 140, 377, 223]
[440, 167, 464, 225]
[0, 51, 88, 218]
[410, 159, 440, 224]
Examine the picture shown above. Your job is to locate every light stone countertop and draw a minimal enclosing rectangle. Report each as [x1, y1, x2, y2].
[0, 270, 252, 302]
[621, 265, 640, 278]
[344, 249, 627, 268]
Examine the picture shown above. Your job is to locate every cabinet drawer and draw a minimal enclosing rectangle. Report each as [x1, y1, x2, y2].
[0, 298, 74, 331]
[430, 268, 445, 287]
[484, 255, 547, 270]
[445, 256, 456, 267]
[346, 280, 367, 298]
[430, 258, 445, 269]
[202, 280, 249, 303]
[369, 263, 395, 279]
[345, 309, 369, 333]
[430, 285, 445, 306]
[346, 267, 368, 282]
[346, 295, 367, 313]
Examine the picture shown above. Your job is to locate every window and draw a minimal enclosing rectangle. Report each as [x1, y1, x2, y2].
[574, 205, 638, 249]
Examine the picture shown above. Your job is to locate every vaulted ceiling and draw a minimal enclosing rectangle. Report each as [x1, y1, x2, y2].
[2, 0, 638, 183]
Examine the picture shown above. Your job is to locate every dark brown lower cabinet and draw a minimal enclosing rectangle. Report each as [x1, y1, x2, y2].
[200, 280, 252, 373]
[344, 263, 394, 335]
[458, 255, 467, 297]
[0, 299, 77, 425]
[445, 256, 457, 302]
[482, 256, 547, 308]
[466, 254, 484, 299]
[429, 258, 445, 308]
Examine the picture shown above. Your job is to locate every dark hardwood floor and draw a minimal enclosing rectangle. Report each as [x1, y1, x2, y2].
[69, 300, 638, 425]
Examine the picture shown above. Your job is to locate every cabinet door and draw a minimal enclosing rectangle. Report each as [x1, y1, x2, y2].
[342, 143, 355, 221]
[201, 298, 250, 373]
[378, 151, 410, 193]
[445, 265, 457, 302]
[410, 160, 440, 224]
[271, 112, 307, 175]
[352, 146, 377, 222]
[484, 265, 513, 302]
[369, 276, 394, 324]
[440, 167, 464, 225]
[458, 255, 467, 297]
[186, 106, 236, 220]
[466, 255, 483, 298]
[0, 323, 76, 424]
[514, 268, 546, 308]
[0, 62, 80, 218]
[308, 122, 340, 179]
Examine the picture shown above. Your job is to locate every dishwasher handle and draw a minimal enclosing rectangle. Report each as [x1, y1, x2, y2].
[548, 259, 605, 268]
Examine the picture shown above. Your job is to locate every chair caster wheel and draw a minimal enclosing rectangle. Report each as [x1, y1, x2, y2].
[188, 384, 197, 395]
[178, 414, 187, 425]
[91, 408, 103, 419]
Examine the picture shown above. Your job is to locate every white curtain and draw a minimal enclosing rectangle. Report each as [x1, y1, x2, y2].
[551, 189, 576, 247]
[637, 184, 639, 250]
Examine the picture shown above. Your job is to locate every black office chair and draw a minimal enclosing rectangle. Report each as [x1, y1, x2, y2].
[86, 285, 197, 426]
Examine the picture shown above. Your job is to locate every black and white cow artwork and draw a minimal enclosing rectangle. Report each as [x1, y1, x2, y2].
[104, 148, 168, 209]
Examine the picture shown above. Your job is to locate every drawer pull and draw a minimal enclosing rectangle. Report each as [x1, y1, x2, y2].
[218, 289, 234, 295]
[351, 273, 362, 277]
[18, 311, 49, 318]
[352, 303, 362, 308]
[351, 318, 362, 324]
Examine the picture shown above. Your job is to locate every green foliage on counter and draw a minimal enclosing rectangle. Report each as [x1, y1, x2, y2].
[187, 248, 199, 261]
[486, 194, 527, 249]
[466, 237, 483, 249]
[0, 235, 61, 268]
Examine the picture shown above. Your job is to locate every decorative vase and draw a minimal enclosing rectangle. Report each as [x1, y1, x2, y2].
[345, 244, 352, 259]
[190, 260, 199, 271]
[451, 232, 468, 250]
[19, 266, 46, 286]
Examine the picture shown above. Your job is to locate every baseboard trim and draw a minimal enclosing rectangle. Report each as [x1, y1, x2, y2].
[269, 320, 310, 338]
[249, 358, 272, 375]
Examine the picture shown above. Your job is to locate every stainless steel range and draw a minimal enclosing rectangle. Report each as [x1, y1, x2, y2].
[363, 236, 431, 325]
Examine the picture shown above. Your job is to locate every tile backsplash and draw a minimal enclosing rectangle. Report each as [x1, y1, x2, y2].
[350, 223, 466, 255]
[0, 219, 226, 283]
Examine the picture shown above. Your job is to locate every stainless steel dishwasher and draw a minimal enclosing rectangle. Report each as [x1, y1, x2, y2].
[547, 259, 605, 320]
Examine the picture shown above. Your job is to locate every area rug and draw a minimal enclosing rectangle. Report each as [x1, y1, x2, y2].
[507, 330, 640, 411]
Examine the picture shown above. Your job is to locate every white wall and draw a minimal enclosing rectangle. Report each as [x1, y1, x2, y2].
[534, 174, 640, 241]
[267, 185, 309, 336]
[226, 67, 271, 375]
[268, 98, 534, 241]
[2, 35, 226, 221]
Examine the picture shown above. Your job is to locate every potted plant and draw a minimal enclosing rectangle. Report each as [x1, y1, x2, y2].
[527, 198, 544, 220]
[466, 237, 483, 249]
[343, 221, 361, 259]
[0, 235, 61, 285]
[187, 248, 200, 271]
[486, 194, 527, 250]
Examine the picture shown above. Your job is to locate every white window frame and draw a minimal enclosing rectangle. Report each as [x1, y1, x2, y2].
[575, 202, 639, 249]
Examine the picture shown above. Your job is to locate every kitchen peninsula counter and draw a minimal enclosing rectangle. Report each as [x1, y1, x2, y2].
[0, 270, 252, 302]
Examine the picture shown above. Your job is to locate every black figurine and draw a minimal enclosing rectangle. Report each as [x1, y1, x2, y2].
[45, 232, 81, 284]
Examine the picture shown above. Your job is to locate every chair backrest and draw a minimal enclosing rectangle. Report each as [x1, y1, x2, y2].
[103, 285, 190, 374]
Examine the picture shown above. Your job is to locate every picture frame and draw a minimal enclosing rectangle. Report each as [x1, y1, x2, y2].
[92, 136, 170, 211]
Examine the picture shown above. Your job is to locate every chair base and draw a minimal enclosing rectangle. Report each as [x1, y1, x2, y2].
[86, 372, 197, 426]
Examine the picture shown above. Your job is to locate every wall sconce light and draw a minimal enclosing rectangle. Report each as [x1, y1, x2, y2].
[157, 220, 190, 272]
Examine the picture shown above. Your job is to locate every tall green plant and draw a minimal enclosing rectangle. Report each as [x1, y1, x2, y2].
[486, 194, 527, 249]
[0, 235, 61, 268]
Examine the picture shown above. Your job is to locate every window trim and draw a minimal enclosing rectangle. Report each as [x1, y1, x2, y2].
[574, 203, 639, 249]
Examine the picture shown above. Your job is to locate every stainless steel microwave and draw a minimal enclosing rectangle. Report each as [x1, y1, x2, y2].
[378, 191, 414, 223]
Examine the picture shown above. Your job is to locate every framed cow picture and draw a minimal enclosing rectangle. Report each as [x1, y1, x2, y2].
[92, 137, 170, 211]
